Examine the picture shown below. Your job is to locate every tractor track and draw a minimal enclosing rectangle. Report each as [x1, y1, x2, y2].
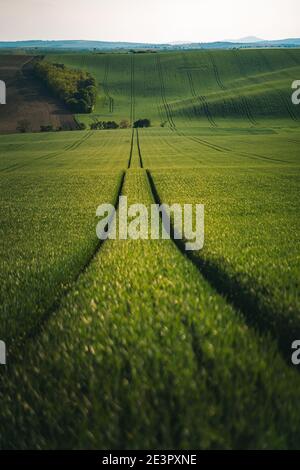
[7, 170, 126, 360]
[154, 55, 288, 166]
[40, 131, 94, 161]
[128, 54, 137, 169]
[207, 51, 226, 91]
[231, 50, 257, 126]
[156, 55, 176, 130]
[128, 128, 135, 168]
[258, 50, 298, 122]
[145, 162, 297, 364]
[127, 130, 300, 363]
[128, 129, 143, 169]
[0, 132, 94, 173]
[177, 129, 288, 164]
[285, 49, 300, 67]
[103, 57, 114, 113]
[182, 53, 217, 127]
[161, 135, 204, 165]
[206, 50, 257, 125]
[3, 51, 295, 365]
[130, 54, 136, 126]
[136, 128, 143, 168]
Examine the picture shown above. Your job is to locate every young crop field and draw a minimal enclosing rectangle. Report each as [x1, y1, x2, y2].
[0, 49, 300, 450]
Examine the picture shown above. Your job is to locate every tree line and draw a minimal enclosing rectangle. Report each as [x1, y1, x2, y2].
[34, 61, 97, 113]
[90, 118, 151, 130]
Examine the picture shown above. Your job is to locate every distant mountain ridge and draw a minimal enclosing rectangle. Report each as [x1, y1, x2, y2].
[0, 38, 300, 51]
[226, 36, 263, 43]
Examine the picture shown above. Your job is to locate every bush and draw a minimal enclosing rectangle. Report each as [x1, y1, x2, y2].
[90, 120, 119, 130]
[120, 119, 130, 129]
[133, 118, 151, 128]
[105, 121, 119, 130]
[16, 119, 31, 133]
[40, 125, 54, 132]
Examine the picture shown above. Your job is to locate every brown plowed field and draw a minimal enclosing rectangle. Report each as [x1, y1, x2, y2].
[0, 55, 78, 134]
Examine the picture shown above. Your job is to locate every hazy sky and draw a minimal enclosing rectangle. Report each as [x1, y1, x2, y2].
[1, 0, 299, 43]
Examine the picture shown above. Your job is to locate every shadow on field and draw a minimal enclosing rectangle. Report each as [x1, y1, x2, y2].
[147, 170, 299, 366]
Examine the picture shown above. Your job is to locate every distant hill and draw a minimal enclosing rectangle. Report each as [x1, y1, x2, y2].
[260, 38, 300, 46]
[0, 40, 157, 50]
[0, 38, 300, 51]
[226, 36, 263, 43]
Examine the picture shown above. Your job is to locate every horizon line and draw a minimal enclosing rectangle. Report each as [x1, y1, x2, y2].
[0, 36, 300, 45]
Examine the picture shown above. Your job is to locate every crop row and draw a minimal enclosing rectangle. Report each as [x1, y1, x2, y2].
[2, 169, 300, 450]
[150, 165, 300, 354]
[0, 168, 123, 350]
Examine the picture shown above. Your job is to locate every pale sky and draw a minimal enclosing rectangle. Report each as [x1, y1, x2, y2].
[1, 0, 299, 43]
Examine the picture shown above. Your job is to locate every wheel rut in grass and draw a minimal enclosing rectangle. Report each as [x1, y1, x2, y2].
[4, 166, 300, 451]
[154, 54, 287, 164]
[0, 131, 94, 173]
[146, 161, 298, 364]
[128, 128, 135, 168]
[8, 170, 126, 358]
[131, 130, 298, 364]
[125, 121, 293, 354]
[10, 67, 140, 354]
[12, 110, 140, 353]
[103, 56, 114, 113]
[156, 55, 176, 131]
[130, 54, 136, 127]
[258, 50, 299, 122]
[7, 51, 295, 364]
[156, 79, 289, 164]
[181, 52, 217, 127]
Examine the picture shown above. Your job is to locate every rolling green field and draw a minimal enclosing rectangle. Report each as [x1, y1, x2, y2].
[0, 49, 300, 449]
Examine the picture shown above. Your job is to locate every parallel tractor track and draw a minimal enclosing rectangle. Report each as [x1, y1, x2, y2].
[156, 55, 176, 130]
[8, 170, 126, 358]
[130, 131, 294, 363]
[207, 50, 226, 91]
[0, 132, 94, 173]
[103, 57, 114, 113]
[258, 50, 298, 122]
[136, 128, 143, 168]
[128, 128, 135, 168]
[182, 53, 217, 127]
[206, 51, 258, 125]
[146, 161, 296, 363]
[231, 50, 257, 126]
[130, 54, 136, 126]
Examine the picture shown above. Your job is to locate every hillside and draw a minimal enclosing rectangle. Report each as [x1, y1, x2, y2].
[47, 49, 300, 128]
[0, 38, 300, 51]
[1, 49, 299, 134]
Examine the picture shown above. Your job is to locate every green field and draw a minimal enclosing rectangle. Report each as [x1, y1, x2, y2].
[0, 49, 300, 449]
